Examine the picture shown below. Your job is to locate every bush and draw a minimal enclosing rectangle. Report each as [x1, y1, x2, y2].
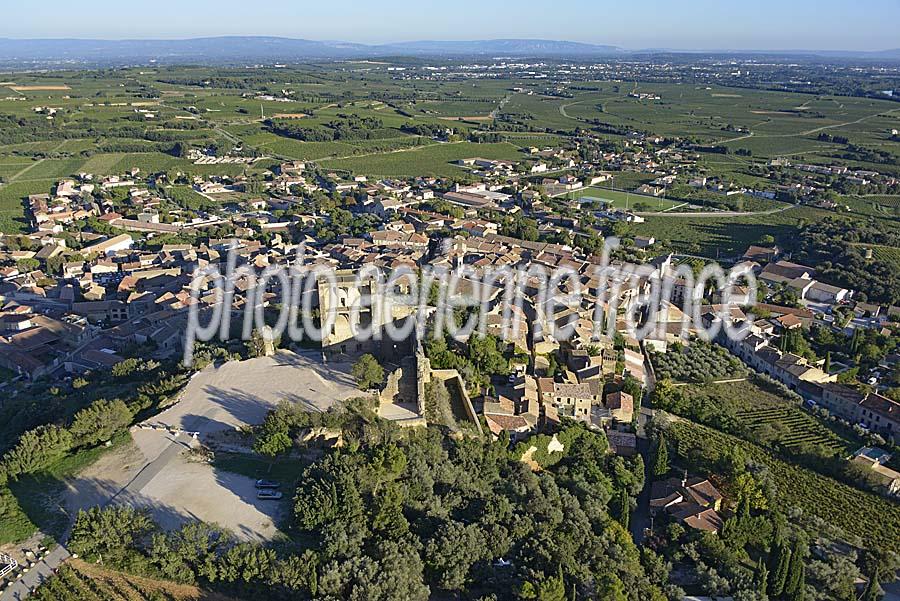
[1, 425, 73, 480]
[70, 506, 154, 560]
[69, 399, 134, 448]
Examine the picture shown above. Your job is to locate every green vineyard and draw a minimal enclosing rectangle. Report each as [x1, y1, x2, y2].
[676, 378, 857, 457]
[735, 405, 848, 454]
[668, 419, 900, 554]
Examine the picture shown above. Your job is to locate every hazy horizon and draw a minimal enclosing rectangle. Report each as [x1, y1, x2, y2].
[1, 0, 897, 52]
[0, 34, 896, 54]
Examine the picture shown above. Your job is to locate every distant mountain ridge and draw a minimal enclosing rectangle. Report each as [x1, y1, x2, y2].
[377, 39, 621, 56]
[0, 36, 896, 65]
[0, 37, 621, 63]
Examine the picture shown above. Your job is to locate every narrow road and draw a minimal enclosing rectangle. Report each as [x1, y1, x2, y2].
[630, 343, 657, 545]
[7, 141, 77, 183]
[0, 416, 204, 600]
[489, 94, 512, 120]
[558, 100, 586, 121]
[7, 160, 46, 183]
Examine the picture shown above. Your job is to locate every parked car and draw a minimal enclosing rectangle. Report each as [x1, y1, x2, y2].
[257, 490, 283, 500]
[255, 479, 280, 489]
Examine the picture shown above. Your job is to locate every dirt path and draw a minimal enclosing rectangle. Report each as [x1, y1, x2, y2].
[489, 94, 512, 119]
[558, 100, 587, 120]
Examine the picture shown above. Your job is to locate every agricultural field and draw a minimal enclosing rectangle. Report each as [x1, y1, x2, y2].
[0, 64, 896, 245]
[668, 418, 900, 553]
[856, 243, 900, 271]
[650, 342, 748, 382]
[318, 141, 524, 178]
[0, 179, 56, 233]
[31, 560, 237, 601]
[679, 377, 853, 455]
[164, 185, 215, 210]
[734, 405, 848, 454]
[567, 187, 688, 212]
[627, 205, 835, 257]
[841, 194, 900, 223]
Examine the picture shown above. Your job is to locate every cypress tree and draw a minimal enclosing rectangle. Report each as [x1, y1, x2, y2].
[862, 565, 881, 601]
[768, 540, 792, 597]
[823, 350, 831, 374]
[788, 562, 806, 601]
[652, 432, 669, 477]
[784, 540, 807, 599]
[616, 487, 630, 530]
[756, 556, 769, 597]
[737, 495, 751, 534]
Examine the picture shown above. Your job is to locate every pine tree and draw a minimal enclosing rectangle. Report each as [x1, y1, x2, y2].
[652, 432, 669, 477]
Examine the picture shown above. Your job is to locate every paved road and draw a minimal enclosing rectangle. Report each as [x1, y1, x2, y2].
[110, 431, 197, 504]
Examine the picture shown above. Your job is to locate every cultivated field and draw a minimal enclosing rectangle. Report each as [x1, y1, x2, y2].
[1, 67, 897, 237]
[669, 419, 900, 553]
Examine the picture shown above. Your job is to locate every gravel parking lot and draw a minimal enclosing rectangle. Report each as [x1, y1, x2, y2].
[67, 350, 358, 541]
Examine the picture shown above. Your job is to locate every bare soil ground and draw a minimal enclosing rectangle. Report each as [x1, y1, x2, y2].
[64, 351, 358, 541]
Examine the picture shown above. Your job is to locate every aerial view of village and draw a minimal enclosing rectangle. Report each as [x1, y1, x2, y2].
[0, 2, 898, 600]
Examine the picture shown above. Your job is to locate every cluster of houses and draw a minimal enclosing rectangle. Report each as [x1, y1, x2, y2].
[692, 247, 900, 444]
[3, 131, 898, 456]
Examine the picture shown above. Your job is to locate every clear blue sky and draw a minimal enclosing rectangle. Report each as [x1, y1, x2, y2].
[2, 0, 897, 51]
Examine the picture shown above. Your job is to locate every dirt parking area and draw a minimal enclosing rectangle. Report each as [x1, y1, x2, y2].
[66, 351, 358, 541]
[150, 350, 357, 437]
